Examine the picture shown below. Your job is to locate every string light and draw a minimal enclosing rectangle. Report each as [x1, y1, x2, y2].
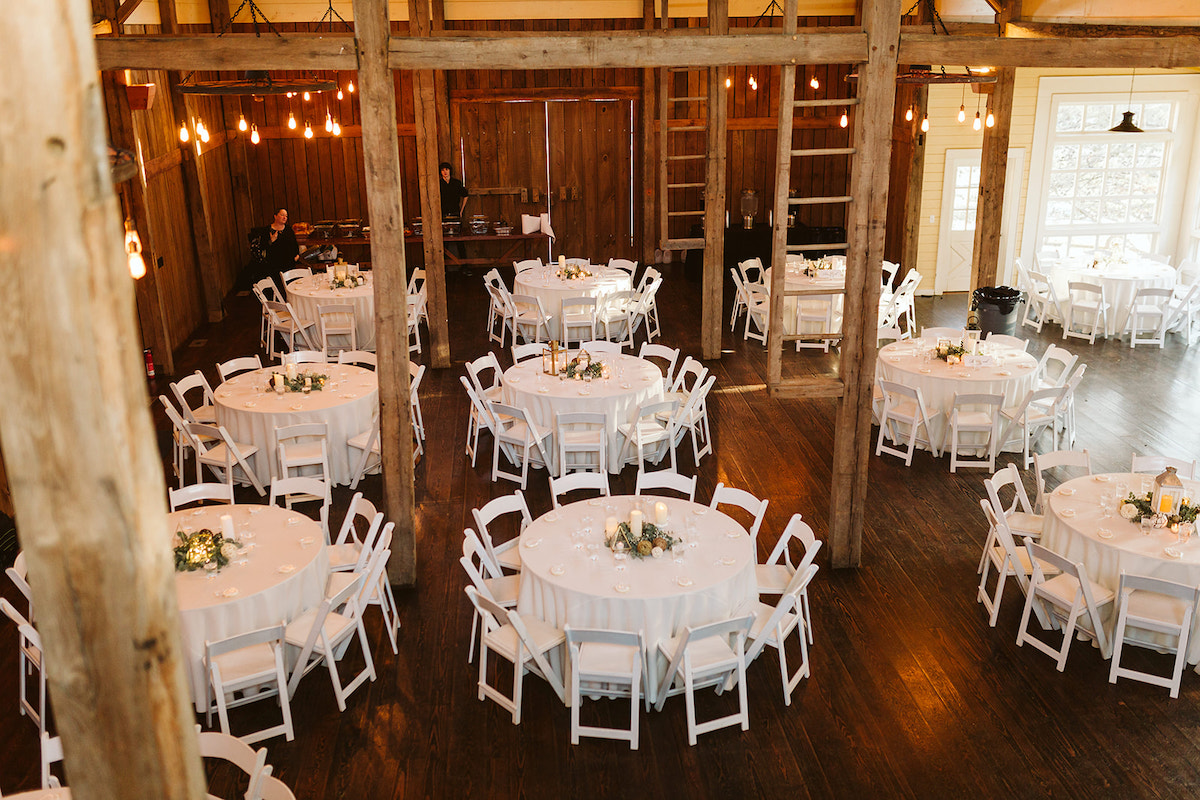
[986, 110, 995, 128]
[286, 92, 294, 98]
[958, 104, 966, 124]
[809, 76, 819, 90]
[178, 122, 189, 143]
[973, 111, 982, 131]
[748, 75, 757, 91]
[840, 111, 848, 128]
[250, 125, 260, 145]
[238, 114, 248, 132]
[337, 89, 344, 100]
[303, 91, 311, 102]
[347, 81, 354, 93]
[124, 219, 146, 279]
[304, 122, 313, 139]
[287, 112, 297, 130]
[920, 115, 929, 133]
[725, 76, 732, 88]
[325, 112, 333, 133]
[332, 120, 341, 136]
[905, 106, 913, 122]
[196, 121, 209, 143]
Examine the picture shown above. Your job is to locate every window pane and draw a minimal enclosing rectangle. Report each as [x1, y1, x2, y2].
[1076, 171, 1103, 197]
[1073, 200, 1100, 224]
[1046, 200, 1072, 225]
[1142, 103, 1172, 130]
[970, 166, 980, 184]
[954, 188, 970, 211]
[1048, 172, 1076, 198]
[1129, 199, 1157, 223]
[1131, 170, 1161, 196]
[1128, 233, 1154, 251]
[1084, 104, 1115, 132]
[952, 210, 967, 231]
[956, 165, 973, 188]
[1055, 104, 1084, 132]
[1101, 199, 1128, 224]
[1080, 144, 1107, 169]
[1108, 143, 1136, 169]
[966, 209, 977, 229]
[1136, 142, 1165, 168]
[1051, 145, 1079, 170]
[1104, 170, 1131, 196]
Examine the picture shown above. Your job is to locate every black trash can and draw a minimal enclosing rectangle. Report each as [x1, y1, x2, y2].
[971, 286, 1024, 337]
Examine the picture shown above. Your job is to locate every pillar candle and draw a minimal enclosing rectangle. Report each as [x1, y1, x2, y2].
[605, 516, 618, 536]
[654, 501, 668, 526]
[273, 373, 283, 390]
[629, 509, 643, 537]
[285, 362, 297, 380]
[219, 514, 235, 541]
[559, 254, 566, 267]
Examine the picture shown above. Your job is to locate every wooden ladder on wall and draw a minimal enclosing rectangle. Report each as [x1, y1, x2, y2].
[657, 66, 708, 258]
[766, 40, 860, 395]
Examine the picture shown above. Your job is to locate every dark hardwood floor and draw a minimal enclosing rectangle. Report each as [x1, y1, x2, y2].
[2, 263, 1199, 798]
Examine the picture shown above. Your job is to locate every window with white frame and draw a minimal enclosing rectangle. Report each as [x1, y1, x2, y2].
[949, 163, 980, 231]
[1039, 97, 1177, 258]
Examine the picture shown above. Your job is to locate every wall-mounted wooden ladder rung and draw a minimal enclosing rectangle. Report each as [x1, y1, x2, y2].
[793, 97, 861, 109]
[790, 196, 853, 205]
[669, 96, 706, 102]
[668, 210, 705, 217]
[791, 147, 857, 157]
[668, 182, 706, 189]
[659, 65, 709, 253]
[667, 125, 706, 132]
[668, 154, 706, 161]
[788, 241, 849, 251]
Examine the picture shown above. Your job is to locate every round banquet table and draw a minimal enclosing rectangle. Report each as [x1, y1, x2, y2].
[213, 364, 378, 486]
[876, 339, 1039, 452]
[1041, 472, 1200, 662]
[516, 494, 758, 697]
[171, 504, 329, 711]
[513, 264, 633, 340]
[501, 353, 664, 474]
[764, 264, 845, 336]
[1053, 259, 1176, 336]
[286, 271, 376, 350]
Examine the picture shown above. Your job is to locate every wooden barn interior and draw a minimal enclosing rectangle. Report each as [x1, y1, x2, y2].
[3, 0, 1200, 797]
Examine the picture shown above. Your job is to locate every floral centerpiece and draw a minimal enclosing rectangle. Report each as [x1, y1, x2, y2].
[935, 341, 967, 364]
[1119, 492, 1199, 528]
[174, 528, 240, 572]
[802, 256, 836, 278]
[563, 357, 607, 380]
[269, 370, 329, 392]
[330, 272, 367, 289]
[555, 264, 592, 280]
[606, 520, 682, 559]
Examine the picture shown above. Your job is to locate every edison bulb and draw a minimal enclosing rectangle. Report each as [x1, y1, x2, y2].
[809, 76, 819, 90]
[725, 76, 731, 88]
[986, 111, 995, 128]
[304, 123, 313, 139]
[347, 81, 354, 93]
[920, 115, 929, 133]
[325, 112, 333, 133]
[179, 123, 189, 143]
[287, 112, 297, 130]
[198, 122, 209, 143]
[303, 91, 311, 101]
[840, 112, 848, 128]
[128, 251, 146, 279]
[332, 121, 341, 136]
[286, 92, 293, 98]
[973, 112, 982, 131]
[238, 114, 248, 132]
[958, 105, 966, 124]
[905, 107, 913, 122]
[250, 125, 260, 145]
[337, 89, 344, 100]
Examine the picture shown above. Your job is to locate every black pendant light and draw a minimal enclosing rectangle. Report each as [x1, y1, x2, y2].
[1110, 70, 1144, 133]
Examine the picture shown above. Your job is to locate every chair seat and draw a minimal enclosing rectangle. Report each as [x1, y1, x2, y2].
[285, 608, 355, 652]
[192, 406, 218, 424]
[618, 420, 670, 441]
[501, 420, 552, 443]
[282, 440, 326, 464]
[328, 542, 362, 571]
[657, 633, 738, 671]
[496, 546, 523, 572]
[211, 642, 278, 686]
[755, 564, 794, 594]
[485, 618, 565, 663]
[954, 411, 996, 428]
[326, 571, 358, 598]
[1126, 590, 1192, 629]
[200, 440, 259, 464]
[885, 399, 925, 422]
[1006, 511, 1044, 536]
[347, 430, 380, 453]
[748, 601, 800, 645]
[577, 640, 640, 678]
[988, 545, 1061, 577]
[1040, 573, 1115, 607]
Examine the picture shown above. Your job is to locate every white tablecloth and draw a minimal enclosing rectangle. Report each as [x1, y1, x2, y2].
[286, 272, 376, 350]
[1041, 472, 1200, 663]
[171, 504, 329, 710]
[1054, 260, 1176, 336]
[501, 354, 664, 474]
[514, 265, 632, 340]
[517, 495, 758, 693]
[213, 364, 377, 486]
[877, 340, 1039, 451]
[764, 265, 845, 336]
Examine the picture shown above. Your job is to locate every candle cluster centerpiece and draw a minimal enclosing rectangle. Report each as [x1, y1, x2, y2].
[554, 255, 592, 280]
[1119, 467, 1198, 529]
[801, 256, 837, 278]
[174, 515, 241, 573]
[269, 361, 328, 393]
[541, 343, 608, 379]
[604, 502, 682, 559]
[934, 339, 968, 365]
[328, 260, 366, 289]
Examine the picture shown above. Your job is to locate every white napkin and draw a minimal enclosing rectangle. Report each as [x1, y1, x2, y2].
[540, 213, 556, 240]
[522, 214, 540, 234]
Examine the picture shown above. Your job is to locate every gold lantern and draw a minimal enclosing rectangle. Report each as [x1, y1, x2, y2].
[542, 341, 561, 375]
[1153, 466, 1185, 515]
[577, 349, 591, 369]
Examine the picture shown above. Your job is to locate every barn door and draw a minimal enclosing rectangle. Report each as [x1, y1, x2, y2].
[547, 100, 635, 261]
[455, 100, 550, 238]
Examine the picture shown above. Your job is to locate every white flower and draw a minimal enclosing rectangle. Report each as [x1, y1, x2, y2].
[1119, 502, 1138, 520]
[1153, 513, 1170, 529]
[651, 546, 663, 558]
[220, 542, 238, 560]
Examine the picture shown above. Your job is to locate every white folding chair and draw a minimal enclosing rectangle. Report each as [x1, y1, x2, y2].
[464, 586, 565, 724]
[875, 380, 941, 465]
[275, 422, 331, 487]
[459, 377, 495, 469]
[407, 293, 424, 354]
[169, 482, 234, 511]
[1131, 454, 1198, 480]
[549, 471, 611, 508]
[738, 257, 764, 287]
[338, 350, 377, 368]
[0, 599, 46, 735]
[1036, 344, 1078, 390]
[709, 482, 769, 542]
[665, 357, 708, 408]
[579, 339, 623, 357]
[561, 296, 597, 346]
[729, 269, 749, 332]
[635, 468, 697, 501]
[326, 525, 399, 656]
[264, 300, 318, 360]
[205, 623, 295, 744]
[511, 342, 546, 365]
[318, 303, 357, 360]
[253, 277, 284, 349]
[795, 292, 836, 353]
[608, 257, 638, 274]
[511, 293, 554, 343]
[756, 514, 822, 644]
[1062, 281, 1109, 344]
[281, 266, 312, 285]
[160, 394, 205, 489]
[1126, 287, 1174, 348]
[945, 391, 1003, 472]
[881, 259, 900, 290]
[217, 355, 263, 383]
[268, 475, 331, 539]
[1056, 363, 1087, 448]
[489, 402, 553, 490]
[565, 626, 646, 749]
[1023, 270, 1065, 333]
[1016, 541, 1115, 671]
[555, 410, 607, 477]
[638, 342, 680, 389]
[472, 491, 532, 576]
[346, 411, 381, 490]
[653, 615, 754, 746]
[1033, 449, 1091, 514]
[743, 283, 769, 346]
[984, 332, 1028, 352]
[5, 552, 33, 622]
[745, 565, 819, 706]
[185, 423, 266, 497]
[596, 290, 636, 344]
[329, 493, 384, 574]
[998, 386, 1066, 470]
[630, 277, 662, 343]
[670, 374, 715, 465]
[616, 399, 681, 473]
[1109, 573, 1200, 699]
[921, 326, 964, 341]
[196, 729, 272, 800]
[172, 370, 217, 424]
[985, 463, 1043, 540]
[513, 258, 542, 273]
[976, 500, 1060, 628]
[410, 362, 427, 454]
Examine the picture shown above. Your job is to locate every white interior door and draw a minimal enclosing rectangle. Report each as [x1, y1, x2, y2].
[936, 148, 1025, 293]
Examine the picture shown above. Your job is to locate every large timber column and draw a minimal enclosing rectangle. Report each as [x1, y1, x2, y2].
[355, 0, 417, 584]
[0, 1, 206, 797]
[702, 0, 730, 361]
[828, 0, 901, 567]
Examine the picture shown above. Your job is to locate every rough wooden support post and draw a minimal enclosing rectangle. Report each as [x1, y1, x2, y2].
[701, 0, 729, 361]
[767, 0, 799, 387]
[640, 0, 657, 266]
[355, 0, 417, 585]
[900, 82, 928, 282]
[0, 2, 207, 797]
[828, 0, 900, 568]
[411, 0, 450, 369]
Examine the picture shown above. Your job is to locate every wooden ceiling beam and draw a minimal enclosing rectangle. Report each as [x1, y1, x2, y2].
[94, 30, 868, 71]
[901, 32, 1200, 69]
[1006, 20, 1200, 39]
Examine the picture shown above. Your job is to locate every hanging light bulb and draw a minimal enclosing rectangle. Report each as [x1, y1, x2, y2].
[905, 106, 913, 122]
[287, 112, 297, 130]
[179, 122, 190, 143]
[238, 114, 248, 132]
[304, 122, 313, 139]
[973, 111, 982, 131]
[986, 111, 995, 128]
[809, 76, 819, 90]
[839, 111, 848, 128]
[920, 115, 929, 133]
[337, 89, 344, 100]
[332, 120, 341, 136]
[303, 91, 311, 102]
[197, 121, 209, 143]
[725, 76, 732, 88]
[958, 105, 966, 124]
[124, 219, 146, 279]
[748, 75, 757, 91]
[325, 112, 333, 133]
[347, 80, 354, 93]
[250, 125, 260, 145]
[286, 92, 294, 99]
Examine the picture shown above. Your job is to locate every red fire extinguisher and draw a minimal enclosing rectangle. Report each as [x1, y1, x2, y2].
[144, 348, 155, 378]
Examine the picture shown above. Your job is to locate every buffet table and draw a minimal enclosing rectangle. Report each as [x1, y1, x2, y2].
[516, 494, 758, 696]
[171, 504, 329, 711]
[513, 264, 633, 340]
[213, 364, 378, 486]
[1041, 472, 1200, 662]
[500, 353, 663, 474]
[286, 271, 376, 350]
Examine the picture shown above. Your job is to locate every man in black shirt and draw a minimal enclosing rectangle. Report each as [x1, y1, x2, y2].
[439, 162, 468, 218]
